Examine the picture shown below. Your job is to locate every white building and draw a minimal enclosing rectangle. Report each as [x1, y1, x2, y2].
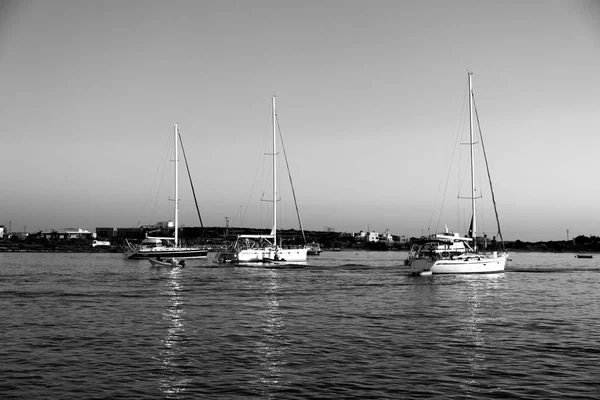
[379, 229, 394, 243]
[42, 228, 93, 240]
[365, 231, 380, 242]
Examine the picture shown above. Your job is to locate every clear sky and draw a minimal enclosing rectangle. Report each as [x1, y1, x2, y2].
[1, 0, 599, 241]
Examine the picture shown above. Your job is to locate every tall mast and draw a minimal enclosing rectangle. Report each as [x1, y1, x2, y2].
[468, 71, 476, 250]
[174, 123, 179, 247]
[272, 96, 277, 247]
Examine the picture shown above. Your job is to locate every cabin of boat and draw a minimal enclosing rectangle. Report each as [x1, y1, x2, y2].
[407, 232, 471, 262]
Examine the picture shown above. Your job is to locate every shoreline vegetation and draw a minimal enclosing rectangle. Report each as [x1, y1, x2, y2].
[1, 227, 599, 254]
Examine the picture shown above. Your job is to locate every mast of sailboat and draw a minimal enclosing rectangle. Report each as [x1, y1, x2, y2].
[272, 96, 277, 247]
[468, 71, 477, 251]
[174, 123, 179, 247]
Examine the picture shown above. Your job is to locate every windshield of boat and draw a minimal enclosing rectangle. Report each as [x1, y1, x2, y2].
[234, 237, 274, 250]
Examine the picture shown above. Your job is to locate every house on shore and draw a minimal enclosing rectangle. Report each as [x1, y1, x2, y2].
[42, 228, 93, 240]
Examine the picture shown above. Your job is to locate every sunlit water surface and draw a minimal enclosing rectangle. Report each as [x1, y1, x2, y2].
[1, 251, 599, 399]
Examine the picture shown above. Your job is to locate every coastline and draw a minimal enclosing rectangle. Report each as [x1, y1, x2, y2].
[2, 231, 599, 254]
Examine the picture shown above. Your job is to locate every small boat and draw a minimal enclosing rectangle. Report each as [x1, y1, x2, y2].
[575, 255, 593, 259]
[406, 72, 508, 275]
[126, 124, 208, 261]
[228, 97, 308, 264]
[307, 242, 322, 255]
[213, 251, 236, 264]
[148, 258, 186, 268]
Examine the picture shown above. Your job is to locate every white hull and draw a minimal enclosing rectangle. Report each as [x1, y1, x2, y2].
[411, 253, 507, 274]
[236, 247, 308, 263]
[128, 247, 208, 259]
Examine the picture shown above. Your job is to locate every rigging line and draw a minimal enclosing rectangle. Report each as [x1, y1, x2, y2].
[242, 110, 271, 227]
[432, 86, 469, 233]
[475, 160, 486, 238]
[177, 129, 204, 230]
[150, 133, 172, 223]
[276, 114, 307, 245]
[473, 94, 505, 250]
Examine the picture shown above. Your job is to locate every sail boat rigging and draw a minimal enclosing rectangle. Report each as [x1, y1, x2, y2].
[126, 124, 208, 263]
[473, 96, 505, 250]
[276, 116, 307, 245]
[220, 96, 308, 264]
[405, 72, 508, 275]
[178, 131, 204, 230]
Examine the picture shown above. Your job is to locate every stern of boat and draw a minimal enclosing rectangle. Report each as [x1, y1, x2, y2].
[405, 253, 436, 276]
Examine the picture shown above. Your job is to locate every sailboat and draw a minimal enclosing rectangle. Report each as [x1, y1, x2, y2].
[406, 72, 508, 275]
[225, 97, 308, 264]
[126, 124, 208, 263]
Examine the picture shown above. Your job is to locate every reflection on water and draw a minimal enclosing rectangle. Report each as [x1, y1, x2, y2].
[158, 268, 191, 398]
[256, 269, 286, 398]
[457, 274, 505, 397]
[2, 252, 599, 398]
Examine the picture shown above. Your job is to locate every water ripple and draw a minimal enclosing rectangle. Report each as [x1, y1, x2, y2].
[1, 252, 599, 398]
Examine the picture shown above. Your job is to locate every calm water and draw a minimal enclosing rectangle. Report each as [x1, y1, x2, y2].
[1, 251, 599, 399]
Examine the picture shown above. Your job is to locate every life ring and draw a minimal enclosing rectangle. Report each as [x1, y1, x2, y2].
[442, 252, 450, 258]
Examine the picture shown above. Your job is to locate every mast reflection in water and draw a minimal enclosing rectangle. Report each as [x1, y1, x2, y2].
[255, 269, 287, 398]
[158, 268, 191, 397]
[456, 274, 506, 397]
[2, 252, 598, 398]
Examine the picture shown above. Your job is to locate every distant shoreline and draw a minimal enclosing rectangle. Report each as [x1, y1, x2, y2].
[2, 232, 599, 254]
[1, 245, 597, 255]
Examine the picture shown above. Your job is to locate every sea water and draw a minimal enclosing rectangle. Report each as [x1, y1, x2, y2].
[1, 251, 599, 399]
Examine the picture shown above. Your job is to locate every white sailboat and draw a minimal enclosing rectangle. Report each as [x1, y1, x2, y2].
[127, 124, 207, 264]
[406, 72, 508, 275]
[229, 97, 308, 264]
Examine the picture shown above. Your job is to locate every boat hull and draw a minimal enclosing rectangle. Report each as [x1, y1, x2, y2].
[128, 248, 208, 260]
[236, 247, 308, 263]
[410, 253, 507, 274]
